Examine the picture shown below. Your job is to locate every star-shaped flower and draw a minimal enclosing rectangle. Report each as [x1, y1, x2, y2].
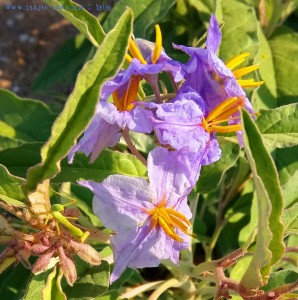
[174, 15, 262, 144]
[79, 147, 200, 282]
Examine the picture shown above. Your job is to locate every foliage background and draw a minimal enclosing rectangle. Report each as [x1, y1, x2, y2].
[0, 0, 298, 299]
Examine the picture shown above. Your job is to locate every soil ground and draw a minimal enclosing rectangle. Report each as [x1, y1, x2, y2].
[0, 0, 115, 101]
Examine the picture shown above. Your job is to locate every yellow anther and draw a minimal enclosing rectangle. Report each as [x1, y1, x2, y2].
[233, 64, 260, 79]
[128, 38, 147, 64]
[112, 76, 141, 112]
[225, 52, 264, 89]
[125, 53, 133, 63]
[237, 79, 264, 88]
[146, 199, 193, 242]
[152, 24, 162, 64]
[202, 97, 245, 134]
[226, 52, 250, 70]
[208, 124, 242, 133]
[207, 97, 239, 121]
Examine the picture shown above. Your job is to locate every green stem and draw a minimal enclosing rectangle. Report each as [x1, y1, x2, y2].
[205, 219, 227, 261]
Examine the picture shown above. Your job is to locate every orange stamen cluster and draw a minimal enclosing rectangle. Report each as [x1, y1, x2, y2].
[145, 198, 195, 242]
[201, 97, 245, 133]
[112, 75, 141, 112]
[225, 52, 264, 88]
[114, 25, 163, 111]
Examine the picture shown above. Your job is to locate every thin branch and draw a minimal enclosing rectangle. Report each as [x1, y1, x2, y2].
[285, 246, 298, 253]
[122, 127, 147, 166]
[168, 73, 179, 93]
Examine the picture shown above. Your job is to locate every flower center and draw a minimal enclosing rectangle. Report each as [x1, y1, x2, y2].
[145, 198, 194, 242]
[201, 97, 244, 133]
[225, 52, 264, 88]
[112, 75, 141, 112]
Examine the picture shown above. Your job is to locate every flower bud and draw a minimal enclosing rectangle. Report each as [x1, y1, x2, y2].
[32, 250, 55, 274]
[70, 240, 101, 265]
[58, 246, 77, 286]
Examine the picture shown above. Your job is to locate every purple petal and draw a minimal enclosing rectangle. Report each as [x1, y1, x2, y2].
[151, 99, 210, 152]
[147, 147, 202, 207]
[206, 14, 222, 53]
[200, 137, 222, 165]
[68, 107, 121, 163]
[79, 176, 153, 232]
[110, 221, 190, 283]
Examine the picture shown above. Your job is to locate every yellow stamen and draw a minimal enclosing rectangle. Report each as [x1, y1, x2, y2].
[237, 79, 264, 88]
[112, 76, 141, 112]
[233, 65, 260, 79]
[145, 199, 193, 242]
[128, 38, 147, 64]
[152, 24, 162, 64]
[125, 53, 133, 63]
[202, 97, 244, 134]
[225, 52, 250, 70]
[208, 124, 242, 133]
[158, 216, 182, 242]
[207, 97, 239, 121]
[226, 52, 264, 89]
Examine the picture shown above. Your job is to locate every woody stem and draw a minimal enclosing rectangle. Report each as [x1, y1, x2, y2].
[122, 127, 147, 166]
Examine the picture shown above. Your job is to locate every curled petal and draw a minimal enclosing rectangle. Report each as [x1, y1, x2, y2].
[32, 249, 55, 274]
[206, 14, 222, 53]
[69, 240, 101, 265]
[58, 247, 77, 286]
[31, 244, 51, 255]
[79, 177, 152, 232]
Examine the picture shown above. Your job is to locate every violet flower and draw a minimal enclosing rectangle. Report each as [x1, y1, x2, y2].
[79, 147, 201, 283]
[174, 15, 262, 143]
[142, 87, 222, 165]
[69, 25, 183, 163]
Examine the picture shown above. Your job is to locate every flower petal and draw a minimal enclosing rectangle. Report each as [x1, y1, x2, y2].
[206, 14, 222, 54]
[79, 176, 153, 232]
[110, 222, 188, 283]
[68, 104, 121, 163]
[147, 147, 202, 207]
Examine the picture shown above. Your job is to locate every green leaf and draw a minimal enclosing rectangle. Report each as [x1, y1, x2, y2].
[33, 34, 92, 93]
[23, 9, 133, 194]
[0, 164, 25, 206]
[216, 0, 259, 61]
[275, 146, 298, 186]
[0, 143, 42, 179]
[22, 269, 53, 300]
[281, 171, 298, 208]
[196, 137, 240, 194]
[64, 261, 110, 299]
[103, 0, 176, 37]
[253, 22, 277, 110]
[0, 264, 31, 300]
[269, 26, 298, 105]
[42, 267, 66, 300]
[55, 150, 147, 183]
[0, 136, 23, 151]
[120, 132, 155, 154]
[41, 0, 105, 47]
[240, 109, 285, 289]
[0, 89, 55, 142]
[275, 145, 298, 207]
[0, 144, 147, 185]
[190, 0, 214, 25]
[256, 103, 298, 148]
[95, 290, 118, 300]
[262, 270, 298, 292]
[283, 203, 298, 236]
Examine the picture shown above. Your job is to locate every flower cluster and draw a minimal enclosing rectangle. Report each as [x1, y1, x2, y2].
[69, 15, 262, 282]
